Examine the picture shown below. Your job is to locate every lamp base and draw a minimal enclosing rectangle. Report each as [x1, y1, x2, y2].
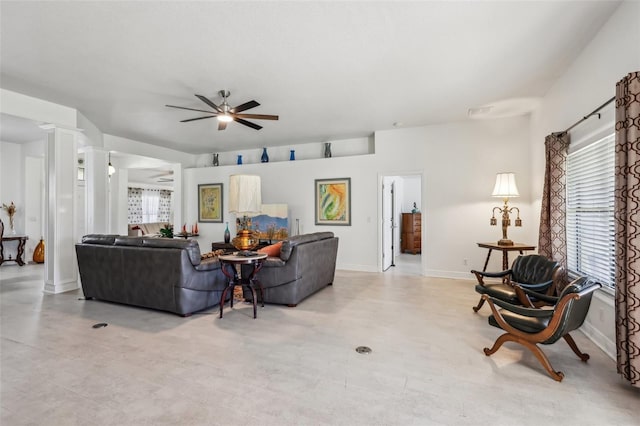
[232, 229, 259, 251]
[497, 239, 514, 246]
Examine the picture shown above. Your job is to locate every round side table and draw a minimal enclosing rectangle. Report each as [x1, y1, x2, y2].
[218, 252, 267, 319]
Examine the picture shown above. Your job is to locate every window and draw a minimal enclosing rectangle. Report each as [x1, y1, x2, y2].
[566, 133, 615, 289]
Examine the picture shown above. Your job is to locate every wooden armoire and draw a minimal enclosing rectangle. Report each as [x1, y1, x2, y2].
[401, 213, 421, 254]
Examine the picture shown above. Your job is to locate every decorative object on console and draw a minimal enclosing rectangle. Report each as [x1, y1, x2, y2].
[290, 150, 295, 161]
[489, 172, 522, 246]
[261, 147, 269, 163]
[324, 142, 332, 158]
[198, 183, 223, 223]
[213, 153, 219, 166]
[224, 222, 231, 243]
[237, 155, 243, 165]
[2, 202, 16, 234]
[159, 224, 174, 238]
[229, 174, 262, 251]
[315, 178, 351, 226]
[248, 204, 289, 242]
[33, 238, 45, 263]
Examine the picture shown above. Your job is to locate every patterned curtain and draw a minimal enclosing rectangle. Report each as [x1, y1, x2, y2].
[128, 188, 143, 224]
[538, 132, 570, 286]
[615, 71, 640, 387]
[158, 190, 172, 222]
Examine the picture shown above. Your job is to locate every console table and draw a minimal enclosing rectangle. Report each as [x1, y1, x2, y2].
[0, 235, 29, 266]
[477, 242, 536, 271]
[218, 252, 267, 319]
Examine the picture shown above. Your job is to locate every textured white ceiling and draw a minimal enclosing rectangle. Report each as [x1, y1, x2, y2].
[0, 1, 620, 154]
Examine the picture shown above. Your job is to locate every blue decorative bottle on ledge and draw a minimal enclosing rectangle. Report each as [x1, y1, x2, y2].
[261, 147, 269, 163]
[290, 150, 295, 161]
[237, 155, 243, 165]
[224, 222, 230, 243]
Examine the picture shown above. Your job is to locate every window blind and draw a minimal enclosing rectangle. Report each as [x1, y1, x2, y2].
[566, 133, 615, 288]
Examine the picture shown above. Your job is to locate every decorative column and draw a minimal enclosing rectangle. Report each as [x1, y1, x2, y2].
[108, 168, 128, 235]
[41, 124, 81, 294]
[83, 147, 109, 234]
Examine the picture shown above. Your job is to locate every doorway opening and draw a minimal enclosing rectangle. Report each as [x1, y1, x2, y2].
[381, 174, 422, 275]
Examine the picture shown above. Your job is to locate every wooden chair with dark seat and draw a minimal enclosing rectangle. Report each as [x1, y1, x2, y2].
[482, 276, 601, 381]
[471, 254, 562, 312]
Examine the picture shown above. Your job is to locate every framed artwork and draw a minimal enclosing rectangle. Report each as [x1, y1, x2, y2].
[315, 178, 351, 226]
[198, 183, 223, 223]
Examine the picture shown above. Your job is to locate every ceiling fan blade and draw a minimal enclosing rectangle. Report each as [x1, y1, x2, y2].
[234, 113, 279, 120]
[180, 115, 217, 123]
[166, 104, 215, 114]
[234, 118, 263, 130]
[231, 100, 260, 113]
[195, 94, 222, 112]
[218, 121, 227, 131]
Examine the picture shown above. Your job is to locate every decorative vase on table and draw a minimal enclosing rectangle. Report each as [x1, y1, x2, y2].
[237, 155, 243, 165]
[33, 238, 45, 263]
[213, 153, 219, 166]
[224, 222, 231, 243]
[290, 150, 295, 161]
[261, 147, 269, 163]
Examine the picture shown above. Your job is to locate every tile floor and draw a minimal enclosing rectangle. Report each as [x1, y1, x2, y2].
[1, 264, 638, 425]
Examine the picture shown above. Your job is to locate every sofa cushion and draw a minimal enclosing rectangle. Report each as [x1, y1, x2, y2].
[258, 241, 283, 258]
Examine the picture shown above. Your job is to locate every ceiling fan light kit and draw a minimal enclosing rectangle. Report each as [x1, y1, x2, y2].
[166, 89, 278, 131]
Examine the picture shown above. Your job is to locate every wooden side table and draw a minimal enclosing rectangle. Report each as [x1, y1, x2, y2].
[0, 235, 29, 266]
[218, 252, 268, 319]
[477, 242, 536, 271]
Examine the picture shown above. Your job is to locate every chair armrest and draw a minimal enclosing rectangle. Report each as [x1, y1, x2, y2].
[484, 295, 554, 318]
[516, 279, 554, 292]
[471, 269, 511, 285]
[514, 285, 559, 308]
[471, 269, 511, 279]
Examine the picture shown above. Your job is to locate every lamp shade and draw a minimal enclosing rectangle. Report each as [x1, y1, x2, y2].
[228, 174, 262, 214]
[492, 172, 519, 198]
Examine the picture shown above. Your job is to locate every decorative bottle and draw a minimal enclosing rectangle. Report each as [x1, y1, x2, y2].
[261, 147, 269, 163]
[324, 142, 332, 158]
[33, 238, 45, 263]
[237, 155, 243, 165]
[224, 222, 231, 243]
[290, 150, 295, 161]
[213, 153, 219, 166]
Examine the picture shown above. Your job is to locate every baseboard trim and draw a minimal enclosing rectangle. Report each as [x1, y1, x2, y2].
[580, 320, 616, 361]
[425, 269, 475, 280]
[336, 264, 378, 273]
[44, 280, 79, 294]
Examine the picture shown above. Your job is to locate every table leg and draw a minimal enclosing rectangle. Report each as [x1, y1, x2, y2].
[502, 251, 509, 271]
[483, 249, 492, 272]
[16, 239, 26, 266]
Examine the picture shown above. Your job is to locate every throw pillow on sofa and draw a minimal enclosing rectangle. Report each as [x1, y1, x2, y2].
[258, 241, 283, 257]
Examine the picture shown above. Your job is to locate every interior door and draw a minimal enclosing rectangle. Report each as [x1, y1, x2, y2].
[382, 178, 394, 271]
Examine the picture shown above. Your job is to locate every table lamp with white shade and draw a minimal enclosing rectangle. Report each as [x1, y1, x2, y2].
[228, 174, 262, 251]
[490, 172, 522, 246]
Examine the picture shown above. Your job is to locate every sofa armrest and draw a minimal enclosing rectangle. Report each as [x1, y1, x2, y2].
[194, 257, 221, 272]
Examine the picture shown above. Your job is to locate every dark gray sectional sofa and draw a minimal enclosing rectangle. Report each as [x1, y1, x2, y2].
[75, 235, 228, 316]
[243, 232, 339, 307]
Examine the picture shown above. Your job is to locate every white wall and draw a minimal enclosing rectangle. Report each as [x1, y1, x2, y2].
[529, 0, 640, 359]
[401, 176, 421, 213]
[184, 115, 533, 276]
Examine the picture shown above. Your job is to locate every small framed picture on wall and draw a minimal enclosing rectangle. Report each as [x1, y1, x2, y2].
[198, 183, 223, 223]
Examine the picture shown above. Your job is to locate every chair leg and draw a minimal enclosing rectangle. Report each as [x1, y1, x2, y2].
[563, 334, 590, 362]
[472, 296, 486, 312]
[483, 332, 512, 356]
[484, 333, 565, 382]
